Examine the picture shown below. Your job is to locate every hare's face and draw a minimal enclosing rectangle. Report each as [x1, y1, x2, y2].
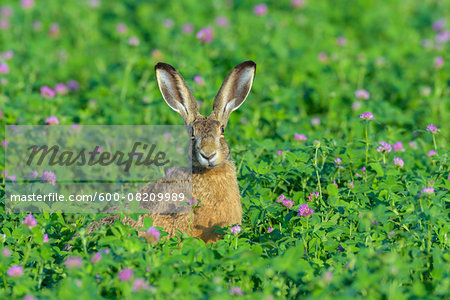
[155, 61, 256, 170]
[190, 117, 229, 168]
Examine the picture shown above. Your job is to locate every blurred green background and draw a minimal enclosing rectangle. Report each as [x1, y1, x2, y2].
[0, 0, 449, 299]
[1, 0, 448, 143]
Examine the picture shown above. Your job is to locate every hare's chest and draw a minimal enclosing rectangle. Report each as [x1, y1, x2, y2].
[190, 165, 242, 242]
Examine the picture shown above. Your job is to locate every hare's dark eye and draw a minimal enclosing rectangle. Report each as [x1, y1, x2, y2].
[220, 126, 225, 135]
[191, 127, 195, 139]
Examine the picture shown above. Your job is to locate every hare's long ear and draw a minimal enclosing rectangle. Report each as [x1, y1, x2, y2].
[155, 62, 200, 125]
[212, 61, 256, 127]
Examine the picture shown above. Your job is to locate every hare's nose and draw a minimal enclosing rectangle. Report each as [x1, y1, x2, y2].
[200, 151, 216, 161]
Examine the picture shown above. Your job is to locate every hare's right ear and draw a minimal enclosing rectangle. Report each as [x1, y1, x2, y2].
[155, 63, 200, 125]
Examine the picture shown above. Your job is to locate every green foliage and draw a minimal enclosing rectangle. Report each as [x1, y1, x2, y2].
[0, 0, 449, 299]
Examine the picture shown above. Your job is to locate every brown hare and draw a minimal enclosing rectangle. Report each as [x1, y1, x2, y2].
[122, 61, 256, 243]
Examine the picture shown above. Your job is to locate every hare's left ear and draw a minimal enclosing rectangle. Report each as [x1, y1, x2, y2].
[212, 61, 256, 127]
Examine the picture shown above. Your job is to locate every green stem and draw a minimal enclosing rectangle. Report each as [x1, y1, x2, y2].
[187, 207, 194, 235]
[2, 274, 7, 290]
[22, 242, 31, 266]
[33, 262, 40, 282]
[432, 134, 438, 153]
[82, 236, 88, 256]
[38, 263, 44, 289]
[120, 57, 136, 101]
[364, 121, 369, 168]
[350, 222, 353, 238]
[314, 147, 324, 207]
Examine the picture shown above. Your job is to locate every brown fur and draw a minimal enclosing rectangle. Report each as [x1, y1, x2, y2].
[123, 160, 241, 243]
[88, 61, 256, 244]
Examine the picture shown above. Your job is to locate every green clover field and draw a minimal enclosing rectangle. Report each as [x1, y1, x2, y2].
[0, 0, 449, 299]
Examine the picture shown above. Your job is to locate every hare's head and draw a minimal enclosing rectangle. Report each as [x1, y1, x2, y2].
[155, 61, 256, 169]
